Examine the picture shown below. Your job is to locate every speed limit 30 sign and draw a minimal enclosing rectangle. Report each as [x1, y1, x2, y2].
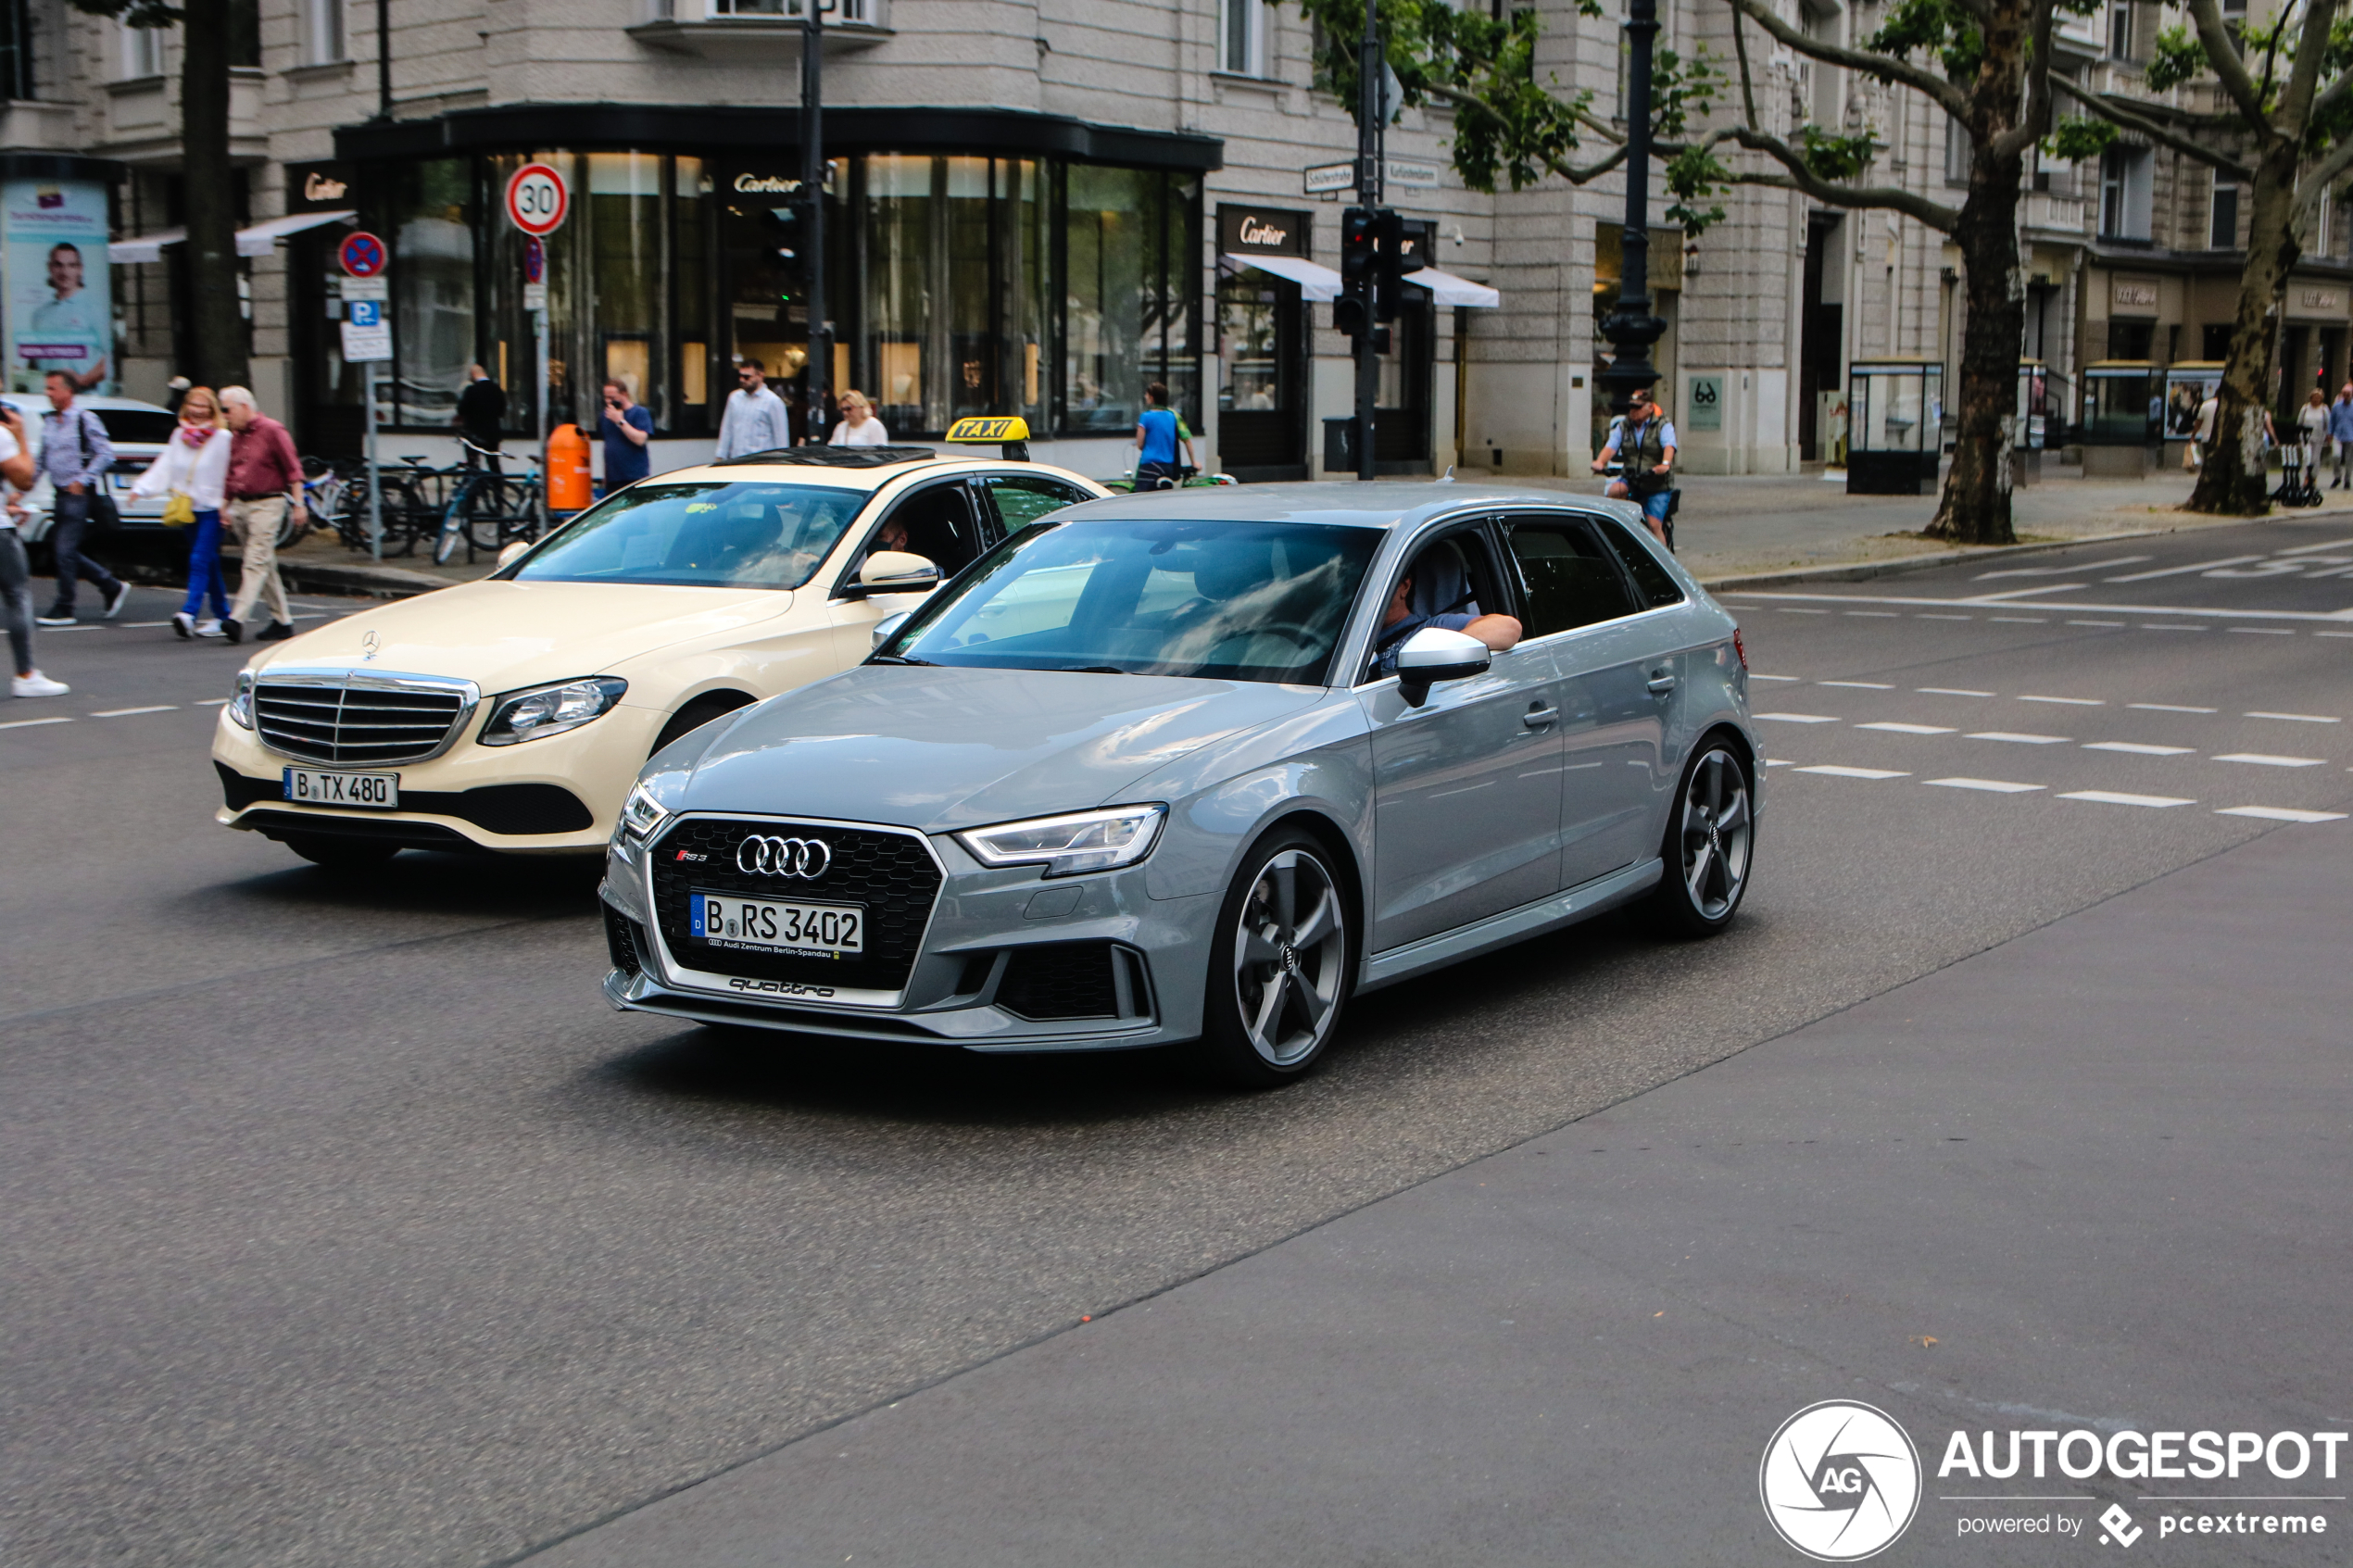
[504, 163, 568, 236]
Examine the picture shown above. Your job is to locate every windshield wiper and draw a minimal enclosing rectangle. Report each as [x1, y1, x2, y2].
[1046, 665, 1130, 675]
[868, 653, 940, 666]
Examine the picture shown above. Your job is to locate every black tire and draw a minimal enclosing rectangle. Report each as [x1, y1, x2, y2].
[1646, 734, 1755, 937]
[285, 834, 400, 870]
[650, 692, 754, 757]
[1190, 824, 1355, 1089]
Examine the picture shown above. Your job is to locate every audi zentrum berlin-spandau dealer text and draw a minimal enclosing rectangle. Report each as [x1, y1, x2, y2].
[600, 483, 1759, 1084]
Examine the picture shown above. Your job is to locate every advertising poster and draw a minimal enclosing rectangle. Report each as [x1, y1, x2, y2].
[2, 177, 112, 395]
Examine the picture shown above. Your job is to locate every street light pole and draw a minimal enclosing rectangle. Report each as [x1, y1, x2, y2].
[800, 0, 827, 442]
[1353, 0, 1382, 482]
[375, 0, 391, 119]
[1597, 0, 1667, 427]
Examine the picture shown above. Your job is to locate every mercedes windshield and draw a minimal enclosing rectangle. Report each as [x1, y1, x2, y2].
[502, 481, 872, 590]
[873, 518, 1382, 685]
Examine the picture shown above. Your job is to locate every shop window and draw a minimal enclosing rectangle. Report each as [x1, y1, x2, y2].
[675, 157, 711, 431]
[1063, 165, 1199, 439]
[2099, 147, 2152, 241]
[2210, 175, 2239, 249]
[389, 157, 476, 428]
[590, 153, 662, 420]
[2108, 319, 2154, 360]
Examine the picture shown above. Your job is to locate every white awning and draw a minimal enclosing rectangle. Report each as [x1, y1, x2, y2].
[108, 209, 356, 266]
[234, 208, 356, 256]
[1409, 266, 1500, 308]
[108, 228, 184, 266]
[1222, 252, 1344, 302]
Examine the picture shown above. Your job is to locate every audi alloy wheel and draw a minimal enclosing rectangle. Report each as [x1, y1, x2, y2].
[1195, 826, 1353, 1088]
[1649, 736, 1753, 936]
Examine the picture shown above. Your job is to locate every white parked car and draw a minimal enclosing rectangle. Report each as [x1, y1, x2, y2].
[6, 392, 182, 546]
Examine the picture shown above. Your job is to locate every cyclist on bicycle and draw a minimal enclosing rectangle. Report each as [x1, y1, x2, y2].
[1590, 387, 1677, 546]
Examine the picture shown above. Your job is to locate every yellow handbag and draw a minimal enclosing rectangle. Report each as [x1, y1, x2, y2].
[160, 489, 195, 526]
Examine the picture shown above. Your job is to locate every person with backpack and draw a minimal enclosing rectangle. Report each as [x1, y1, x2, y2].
[1133, 382, 1196, 490]
[33, 369, 127, 626]
[1590, 387, 1678, 546]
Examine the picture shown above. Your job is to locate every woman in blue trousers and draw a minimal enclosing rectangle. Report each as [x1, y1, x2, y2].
[132, 385, 233, 638]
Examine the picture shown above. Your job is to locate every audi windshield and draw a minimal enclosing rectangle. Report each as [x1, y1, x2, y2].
[874, 518, 1382, 684]
[502, 481, 871, 590]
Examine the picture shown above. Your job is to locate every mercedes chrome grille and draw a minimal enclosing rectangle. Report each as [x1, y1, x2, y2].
[251, 670, 479, 767]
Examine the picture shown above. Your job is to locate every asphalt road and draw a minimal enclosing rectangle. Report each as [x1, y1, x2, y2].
[4, 517, 2348, 1568]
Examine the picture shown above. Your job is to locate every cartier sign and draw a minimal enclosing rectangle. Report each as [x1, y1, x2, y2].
[1218, 204, 1308, 259]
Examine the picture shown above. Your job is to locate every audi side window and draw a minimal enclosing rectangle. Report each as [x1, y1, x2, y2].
[1596, 517, 1688, 609]
[1501, 515, 1642, 637]
[987, 476, 1090, 531]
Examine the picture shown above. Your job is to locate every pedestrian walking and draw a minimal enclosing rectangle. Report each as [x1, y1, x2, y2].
[218, 385, 307, 646]
[714, 358, 790, 459]
[828, 390, 891, 447]
[454, 362, 505, 471]
[2328, 384, 2353, 489]
[0, 403, 67, 696]
[1131, 382, 1192, 487]
[2296, 388, 2329, 480]
[34, 369, 127, 627]
[132, 384, 233, 639]
[598, 378, 654, 489]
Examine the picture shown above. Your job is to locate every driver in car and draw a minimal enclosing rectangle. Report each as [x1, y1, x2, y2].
[1370, 553, 1521, 678]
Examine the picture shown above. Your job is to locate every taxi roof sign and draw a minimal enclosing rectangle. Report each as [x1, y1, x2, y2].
[943, 415, 1031, 460]
[944, 416, 1029, 444]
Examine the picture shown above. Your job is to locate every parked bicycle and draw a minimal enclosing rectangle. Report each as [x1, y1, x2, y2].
[434, 440, 545, 566]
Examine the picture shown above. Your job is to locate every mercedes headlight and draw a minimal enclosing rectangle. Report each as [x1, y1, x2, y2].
[956, 804, 1167, 879]
[228, 670, 254, 729]
[619, 781, 671, 843]
[479, 676, 627, 746]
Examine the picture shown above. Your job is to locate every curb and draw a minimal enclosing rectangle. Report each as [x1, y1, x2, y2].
[278, 559, 473, 598]
[1694, 512, 2268, 593]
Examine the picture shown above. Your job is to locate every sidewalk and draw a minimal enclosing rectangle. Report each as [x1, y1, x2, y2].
[521, 801, 2353, 1567]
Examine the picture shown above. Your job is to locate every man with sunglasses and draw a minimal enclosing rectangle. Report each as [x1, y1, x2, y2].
[714, 358, 792, 460]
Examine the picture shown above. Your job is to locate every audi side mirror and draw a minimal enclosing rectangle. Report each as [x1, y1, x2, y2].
[846, 550, 940, 597]
[1395, 625, 1491, 708]
[871, 610, 912, 649]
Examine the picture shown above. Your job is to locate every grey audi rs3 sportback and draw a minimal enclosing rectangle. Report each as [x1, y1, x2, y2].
[599, 483, 1759, 1086]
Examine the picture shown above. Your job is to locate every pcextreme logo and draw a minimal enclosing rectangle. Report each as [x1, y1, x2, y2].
[1760, 1401, 1923, 1562]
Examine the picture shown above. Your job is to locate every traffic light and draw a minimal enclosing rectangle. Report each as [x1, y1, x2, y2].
[1374, 208, 1426, 323]
[1335, 206, 1376, 339]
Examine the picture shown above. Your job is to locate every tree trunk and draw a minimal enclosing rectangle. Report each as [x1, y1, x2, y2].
[2189, 135, 2301, 515]
[179, 0, 247, 390]
[1931, 170, 2027, 545]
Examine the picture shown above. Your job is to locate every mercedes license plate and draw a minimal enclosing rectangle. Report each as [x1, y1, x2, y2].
[689, 891, 864, 959]
[282, 767, 399, 809]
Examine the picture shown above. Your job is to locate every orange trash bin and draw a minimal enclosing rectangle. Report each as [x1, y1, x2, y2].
[547, 422, 592, 512]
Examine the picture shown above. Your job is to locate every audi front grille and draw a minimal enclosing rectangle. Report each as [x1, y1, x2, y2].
[251, 671, 477, 767]
[648, 816, 944, 993]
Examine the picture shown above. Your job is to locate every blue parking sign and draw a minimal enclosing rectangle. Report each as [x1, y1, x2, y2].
[347, 299, 382, 327]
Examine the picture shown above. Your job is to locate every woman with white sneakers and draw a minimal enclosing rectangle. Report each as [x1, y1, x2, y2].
[132, 384, 234, 639]
[0, 404, 66, 697]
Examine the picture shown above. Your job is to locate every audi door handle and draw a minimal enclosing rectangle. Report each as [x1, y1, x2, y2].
[1522, 703, 1560, 729]
[1646, 672, 1679, 694]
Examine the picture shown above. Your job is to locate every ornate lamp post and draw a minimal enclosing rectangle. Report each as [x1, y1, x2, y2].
[1596, 0, 1666, 421]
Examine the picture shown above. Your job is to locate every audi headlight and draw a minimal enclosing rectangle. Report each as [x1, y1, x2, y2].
[956, 804, 1167, 879]
[619, 782, 670, 843]
[227, 670, 254, 729]
[479, 676, 628, 746]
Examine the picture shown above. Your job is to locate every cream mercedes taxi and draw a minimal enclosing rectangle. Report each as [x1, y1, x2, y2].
[212, 428, 1108, 866]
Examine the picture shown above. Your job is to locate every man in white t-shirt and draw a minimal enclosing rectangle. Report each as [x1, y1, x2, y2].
[0, 408, 66, 696]
[714, 359, 792, 459]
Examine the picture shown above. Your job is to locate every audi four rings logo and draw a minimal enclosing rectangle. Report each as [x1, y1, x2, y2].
[736, 835, 833, 878]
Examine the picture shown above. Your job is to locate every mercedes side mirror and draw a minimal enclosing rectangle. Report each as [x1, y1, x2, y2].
[1395, 625, 1491, 707]
[871, 610, 912, 648]
[848, 550, 940, 597]
[497, 540, 531, 568]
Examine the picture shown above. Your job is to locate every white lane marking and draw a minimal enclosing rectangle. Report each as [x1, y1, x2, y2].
[1778, 607, 1831, 614]
[1858, 721, 1957, 734]
[1730, 590, 2353, 622]
[1796, 765, 1909, 779]
[1755, 712, 1842, 723]
[2059, 790, 2196, 808]
[2229, 627, 2296, 635]
[45, 623, 100, 632]
[0, 715, 72, 730]
[2020, 695, 2104, 706]
[1919, 686, 1995, 696]
[1989, 616, 2048, 623]
[1818, 680, 1894, 689]
[2140, 623, 2208, 632]
[1749, 673, 1802, 682]
[1844, 610, 1901, 617]
[2320, 632, 2353, 639]
[1968, 731, 2073, 744]
[1926, 777, 2045, 793]
[89, 705, 176, 718]
[1763, 759, 1795, 767]
[1917, 613, 1973, 620]
[2130, 703, 2218, 713]
[2103, 555, 2264, 582]
[2213, 753, 2328, 768]
[2218, 806, 2348, 822]
[2068, 619, 2127, 627]
[2084, 741, 2196, 756]
[1970, 583, 2093, 601]
[2274, 537, 2353, 556]
[120, 620, 173, 628]
[193, 697, 231, 706]
[2246, 711, 2342, 723]
[1975, 557, 2152, 580]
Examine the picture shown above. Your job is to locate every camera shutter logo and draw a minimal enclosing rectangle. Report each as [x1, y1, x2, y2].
[736, 835, 833, 879]
[1759, 1400, 1921, 1561]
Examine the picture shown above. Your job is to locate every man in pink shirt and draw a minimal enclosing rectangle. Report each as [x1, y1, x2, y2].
[219, 386, 307, 644]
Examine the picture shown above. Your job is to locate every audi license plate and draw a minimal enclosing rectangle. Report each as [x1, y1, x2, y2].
[689, 891, 864, 959]
[282, 767, 398, 809]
